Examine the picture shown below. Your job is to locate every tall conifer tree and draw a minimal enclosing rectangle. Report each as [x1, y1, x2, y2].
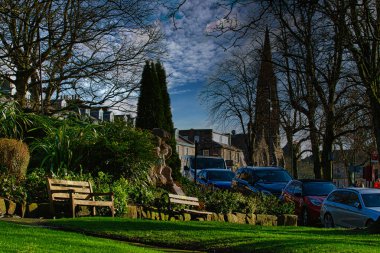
[136, 61, 164, 130]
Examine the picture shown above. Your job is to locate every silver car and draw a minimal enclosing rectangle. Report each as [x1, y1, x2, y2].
[320, 188, 380, 228]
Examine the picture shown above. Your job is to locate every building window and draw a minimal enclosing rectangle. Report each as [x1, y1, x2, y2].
[203, 150, 209, 156]
[186, 147, 188, 155]
[194, 135, 200, 142]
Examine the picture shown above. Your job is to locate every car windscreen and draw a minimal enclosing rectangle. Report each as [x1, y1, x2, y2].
[207, 171, 235, 181]
[303, 182, 336, 196]
[253, 170, 292, 182]
[191, 158, 226, 169]
[361, 193, 380, 207]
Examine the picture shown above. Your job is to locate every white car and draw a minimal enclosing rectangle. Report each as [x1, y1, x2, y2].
[320, 188, 380, 228]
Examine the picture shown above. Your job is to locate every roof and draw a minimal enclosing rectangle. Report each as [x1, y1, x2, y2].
[343, 188, 380, 194]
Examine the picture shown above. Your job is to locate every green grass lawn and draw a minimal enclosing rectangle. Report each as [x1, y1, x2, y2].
[0, 220, 161, 253]
[45, 217, 380, 253]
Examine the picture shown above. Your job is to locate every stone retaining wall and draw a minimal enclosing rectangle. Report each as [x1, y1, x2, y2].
[126, 205, 298, 226]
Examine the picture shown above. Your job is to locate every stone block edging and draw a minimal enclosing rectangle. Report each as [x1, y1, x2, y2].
[127, 204, 297, 226]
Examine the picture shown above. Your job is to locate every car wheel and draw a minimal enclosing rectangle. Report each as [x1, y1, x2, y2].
[301, 208, 309, 226]
[366, 219, 375, 228]
[324, 213, 334, 228]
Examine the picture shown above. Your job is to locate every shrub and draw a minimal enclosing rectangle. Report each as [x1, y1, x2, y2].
[202, 189, 244, 214]
[0, 138, 30, 180]
[24, 168, 48, 203]
[0, 166, 26, 203]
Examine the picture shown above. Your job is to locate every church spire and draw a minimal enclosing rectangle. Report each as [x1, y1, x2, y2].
[253, 28, 283, 166]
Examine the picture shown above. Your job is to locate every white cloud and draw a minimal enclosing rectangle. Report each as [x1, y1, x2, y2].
[159, 0, 229, 92]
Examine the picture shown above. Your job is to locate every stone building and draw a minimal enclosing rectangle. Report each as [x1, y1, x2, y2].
[178, 129, 245, 169]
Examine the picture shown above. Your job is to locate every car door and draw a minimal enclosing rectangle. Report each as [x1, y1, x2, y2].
[289, 181, 304, 215]
[340, 191, 367, 227]
[324, 190, 346, 226]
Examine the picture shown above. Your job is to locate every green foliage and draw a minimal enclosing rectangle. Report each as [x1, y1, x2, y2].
[0, 166, 26, 203]
[254, 193, 295, 215]
[24, 168, 48, 203]
[31, 118, 156, 181]
[178, 177, 294, 215]
[0, 101, 32, 140]
[203, 189, 244, 214]
[0, 138, 30, 180]
[136, 61, 164, 130]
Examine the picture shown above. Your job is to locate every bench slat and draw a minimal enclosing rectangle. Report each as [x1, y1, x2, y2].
[74, 199, 113, 207]
[183, 209, 213, 215]
[51, 193, 93, 200]
[48, 179, 91, 187]
[169, 198, 200, 206]
[168, 194, 199, 202]
[49, 186, 92, 193]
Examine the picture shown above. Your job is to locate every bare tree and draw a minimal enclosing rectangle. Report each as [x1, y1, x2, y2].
[324, 0, 380, 164]
[0, 0, 163, 112]
[200, 48, 258, 164]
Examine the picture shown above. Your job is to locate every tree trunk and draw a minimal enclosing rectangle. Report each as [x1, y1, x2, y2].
[309, 122, 322, 178]
[369, 89, 380, 162]
[14, 71, 30, 108]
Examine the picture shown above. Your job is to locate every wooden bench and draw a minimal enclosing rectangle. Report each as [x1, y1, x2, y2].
[47, 178, 114, 218]
[166, 194, 213, 217]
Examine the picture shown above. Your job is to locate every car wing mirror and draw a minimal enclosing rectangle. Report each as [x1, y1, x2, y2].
[354, 202, 362, 209]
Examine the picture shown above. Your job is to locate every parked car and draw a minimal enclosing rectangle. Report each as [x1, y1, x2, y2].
[320, 188, 380, 228]
[196, 169, 235, 190]
[231, 166, 292, 197]
[280, 179, 336, 225]
[182, 155, 227, 180]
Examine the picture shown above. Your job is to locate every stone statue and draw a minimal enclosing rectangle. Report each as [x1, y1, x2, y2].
[151, 128, 174, 187]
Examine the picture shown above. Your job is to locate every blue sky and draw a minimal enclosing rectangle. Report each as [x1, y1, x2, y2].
[159, 0, 231, 130]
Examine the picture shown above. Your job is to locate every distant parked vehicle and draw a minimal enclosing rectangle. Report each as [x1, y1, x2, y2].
[320, 188, 380, 228]
[196, 169, 235, 190]
[231, 166, 292, 197]
[182, 155, 227, 180]
[280, 179, 336, 226]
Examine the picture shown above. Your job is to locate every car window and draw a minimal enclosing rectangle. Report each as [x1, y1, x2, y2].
[345, 192, 360, 207]
[285, 182, 296, 194]
[303, 182, 336, 196]
[293, 182, 302, 195]
[239, 170, 251, 181]
[207, 171, 235, 181]
[253, 170, 292, 182]
[191, 158, 226, 169]
[362, 193, 380, 207]
[327, 191, 344, 203]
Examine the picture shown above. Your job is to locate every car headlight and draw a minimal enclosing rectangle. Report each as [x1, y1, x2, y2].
[309, 198, 322, 206]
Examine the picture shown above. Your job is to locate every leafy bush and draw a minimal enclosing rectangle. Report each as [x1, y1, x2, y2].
[178, 177, 295, 215]
[254, 193, 295, 215]
[0, 166, 26, 203]
[24, 168, 48, 203]
[202, 189, 244, 214]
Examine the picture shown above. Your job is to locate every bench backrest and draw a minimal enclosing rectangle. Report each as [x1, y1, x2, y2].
[168, 194, 199, 207]
[47, 178, 94, 202]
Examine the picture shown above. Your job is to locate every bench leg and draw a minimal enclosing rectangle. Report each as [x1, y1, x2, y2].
[111, 205, 115, 217]
[92, 206, 96, 216]
[72, 203, 76, 218]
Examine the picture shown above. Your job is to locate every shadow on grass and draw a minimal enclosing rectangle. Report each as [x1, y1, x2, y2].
[43, 217, 380, 253]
